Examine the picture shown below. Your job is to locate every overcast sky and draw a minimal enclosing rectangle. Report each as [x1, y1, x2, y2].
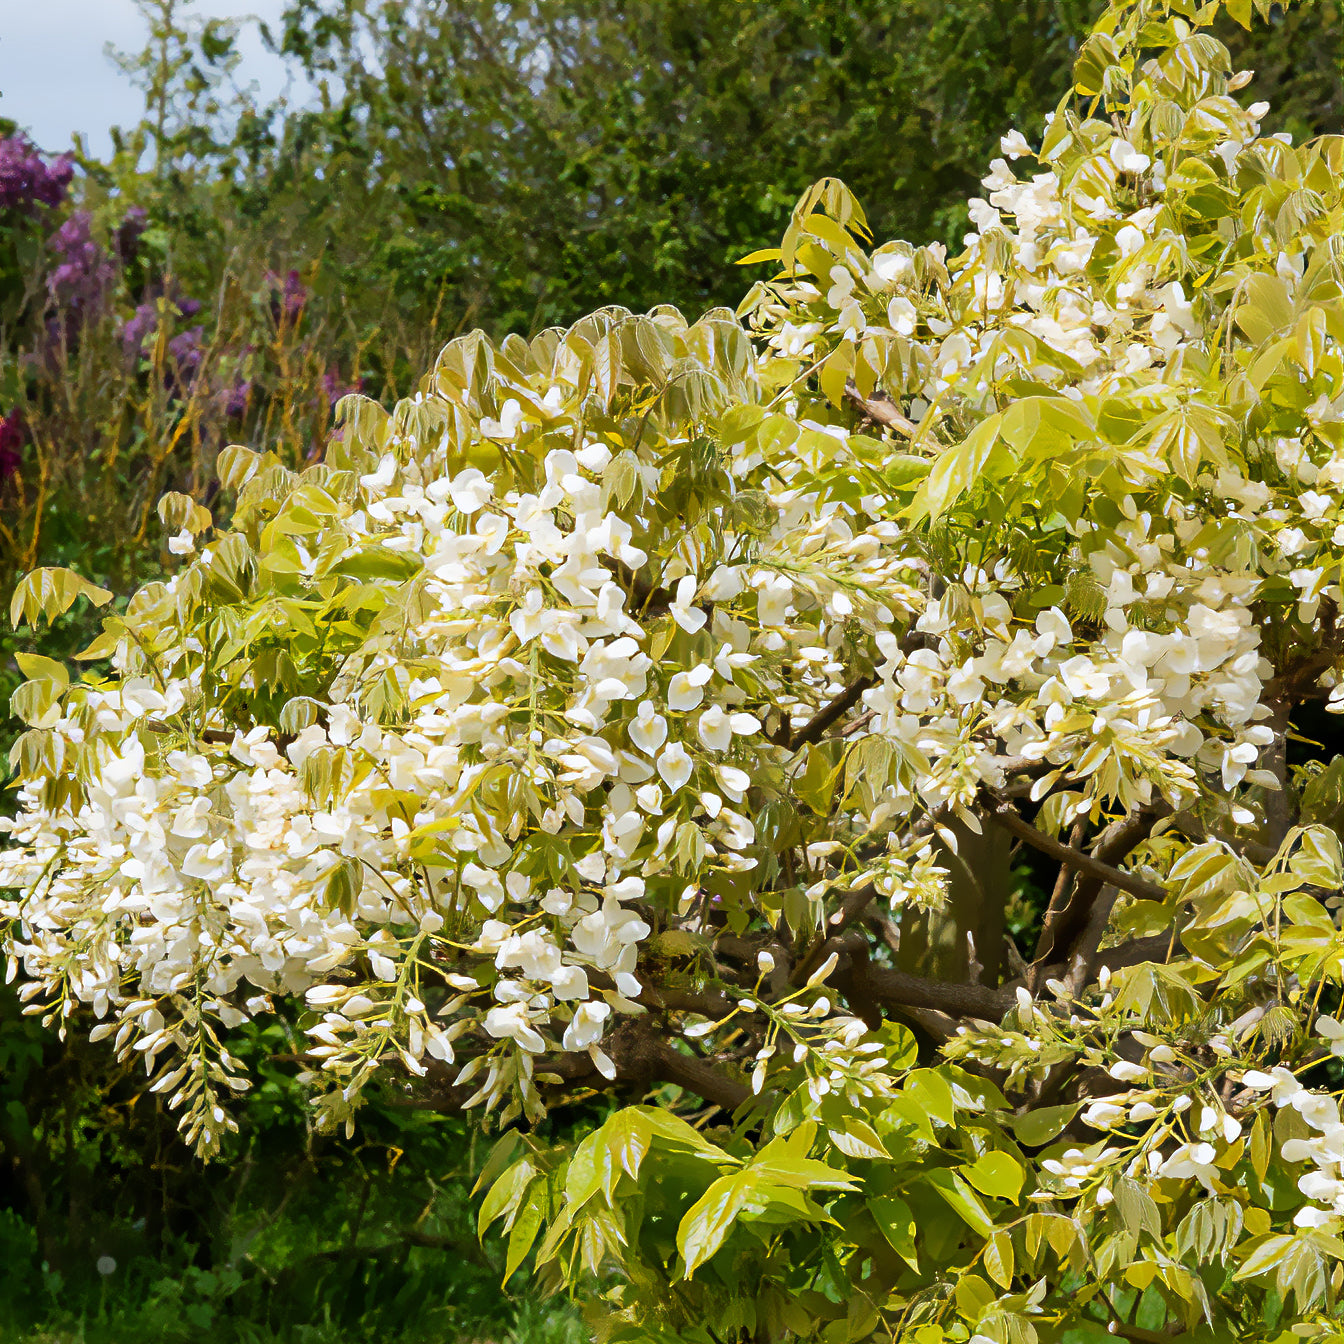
[0, 0, 299, 158]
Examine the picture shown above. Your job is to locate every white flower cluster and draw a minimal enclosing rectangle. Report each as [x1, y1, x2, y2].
[0, 332, 933, 1143]
[1245, 1019, 1344, 1229]
[0, 9, 1339, 1161]
[743, 99, 1340, 835]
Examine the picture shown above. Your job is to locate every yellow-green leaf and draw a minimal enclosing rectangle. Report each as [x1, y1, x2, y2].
[11, 568, 113, 630]
[962, 1150, 1024, 1204]
[677, 1171, 752, 1278]
[984, 1229, 1014, 1289]
[906, 414, 1003, 523]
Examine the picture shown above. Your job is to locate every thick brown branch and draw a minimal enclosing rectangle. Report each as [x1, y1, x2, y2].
[713, 934, 792, 998]
[1034, 810, 1161, 970]
[859, 963, 1011, 1020]
[996, 754, 1061, 784]
[1235, 610, 1342, 847]
[1032, 818, 1086, 965]
[640, 983, 736, 1019]
[1264, 606, 1341, 701]
[1060, 885, 1121, 993]
[987, 800, 1167, 904]
[417, 1029, 751, 1116]
[1031, 931, 1186, 991]
[842, 383, 917, 438]
[610, 1031, 751, 1111]
[997, 759, 1066, 798]
[1089, 932, 1184, 971]
[862, 908, 903, 962]
[790, 884, 877, 986]
[885, 1003, 961, 1043]
[788, 675, 875, 749]
[832, 934, 1011, 1021]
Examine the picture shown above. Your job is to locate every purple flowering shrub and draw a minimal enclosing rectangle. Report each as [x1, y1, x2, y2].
[0, 134, 73, 214]
[46, 212, 116, 311]
[269, 267, 308, 325]
[0, 130, 375, 601]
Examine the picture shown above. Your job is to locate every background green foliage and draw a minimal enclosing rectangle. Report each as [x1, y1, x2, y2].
[0, 982, 587, 1343]
[255, 0, 1103, 332]
[0, 0, 1338, 1336]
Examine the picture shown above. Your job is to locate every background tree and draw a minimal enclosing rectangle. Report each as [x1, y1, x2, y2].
[227, 0, 1339, 336]
[250, 0, 1102, 332]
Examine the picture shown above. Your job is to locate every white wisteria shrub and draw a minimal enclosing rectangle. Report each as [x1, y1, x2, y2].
[4, 0, 1344, 1337]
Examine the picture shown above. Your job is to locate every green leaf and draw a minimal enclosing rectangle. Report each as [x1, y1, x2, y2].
[1233, 1233, 1296, 1281]
[925, 1169, 997, 1237]
[330, 548, 424, 582]
[1294, 306, 1329, 377]
[10, 679, 62, 729]
[321, 855, 364, 916]
[278, 696, 324, 734]
[158, 491, 213, 536]
[477, 1158, 536, 1237]
[73, 624, 124, 662]
[216, 444, 264, 491]
[1009, 1103, 1081, 1147]
[868, 1194, 918, 1269]
[1250, 1111, 1271, 1183]
[795, 743, 840, 815]
[818, 341, 855, 409]
[984, 1229, 1014, 1289]
[826, 1117, 890, 1162]
[953, 1271, 997, 1323]
[503, 1184, 546, 1283]
[404, 815, 463, 863]
[1235, 274, 1294, 344]
[677, 1170, 752, 1278]
[1114, 1177, 1162, 1239]
[882, 455, 932, 489]
[14, 653, 68, 690]
[962, 1150, 1024, 1203]
[641, 1107, 737, 1162]
[563, 1131, 610, 1212]
[883, 1093, 935, 1144]
[1000, 395, 1093, 456]
[876, 1021, 919, 1070]
[906, 413, 1002, 523]
[1289, 826, 1342, 889]
[11, 568, 114, 630]
[904, 1069, 956, 1127]
[751, 1124, 857, 1192]
[602, 1109, 652, 1191]
[472, 1131, 522, 1197]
